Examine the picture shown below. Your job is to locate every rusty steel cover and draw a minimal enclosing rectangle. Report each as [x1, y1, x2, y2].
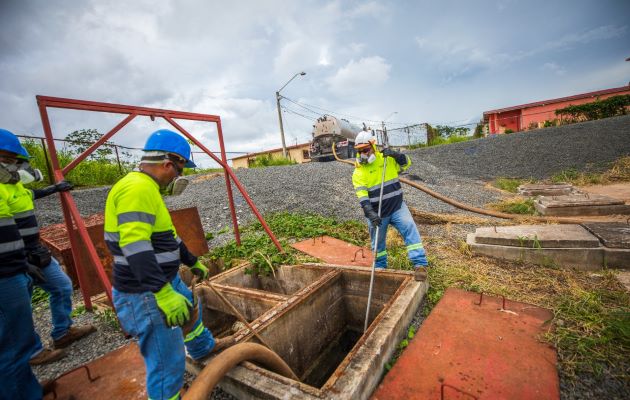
[40, 207, 209, 298]
[372, 288, 559, 400]
[43, 343, 146, 400]
[290, 236, 373, 267]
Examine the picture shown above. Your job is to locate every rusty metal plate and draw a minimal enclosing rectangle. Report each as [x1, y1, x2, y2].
[43, 343, 146, 400]
[170, 207, 209, 256]
[372, 288, 559, 400]
[40, 207, 209, 297]
[290, 236, 373, 267]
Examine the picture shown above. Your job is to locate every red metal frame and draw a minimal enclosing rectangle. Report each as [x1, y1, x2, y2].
[36, 95, 283, 308]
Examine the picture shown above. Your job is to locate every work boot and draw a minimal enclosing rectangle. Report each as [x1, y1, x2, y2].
[29, 348, 67, 365]
[414, 267, 428, 282]
[53, 324, 97, 349]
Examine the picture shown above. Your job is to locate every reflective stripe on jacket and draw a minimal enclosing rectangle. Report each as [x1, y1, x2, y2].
[4, 182, 41, 252]
[104, 171, 197, 293]
[0, 183, 27, 278]
[352, 149, 411, 218]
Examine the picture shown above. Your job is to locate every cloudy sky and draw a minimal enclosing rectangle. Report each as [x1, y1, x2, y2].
[1, 0, 628, 167]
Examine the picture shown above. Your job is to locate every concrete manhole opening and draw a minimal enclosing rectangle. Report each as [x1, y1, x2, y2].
[193, 263, 425, 399]
[212, 264, 330, 295]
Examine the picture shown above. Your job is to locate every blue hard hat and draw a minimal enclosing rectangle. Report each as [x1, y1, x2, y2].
[0, 128, 30, 159]
[143, 129, 196, 168]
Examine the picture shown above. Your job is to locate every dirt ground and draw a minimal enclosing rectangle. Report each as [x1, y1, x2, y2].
[579, 182, 630, 203]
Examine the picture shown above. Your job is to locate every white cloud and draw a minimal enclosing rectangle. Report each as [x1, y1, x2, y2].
[326, 56, 391, 96]
[542, 62, 567, 76]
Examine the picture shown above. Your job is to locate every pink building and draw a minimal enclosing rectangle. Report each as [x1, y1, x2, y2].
[483, 85, 630, 134]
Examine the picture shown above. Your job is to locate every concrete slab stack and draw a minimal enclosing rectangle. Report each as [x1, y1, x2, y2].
[467, 224, 630, 269]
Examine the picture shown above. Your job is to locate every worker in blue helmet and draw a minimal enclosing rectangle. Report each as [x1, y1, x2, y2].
[105, 129, 233, 399]
[0, 128, 97, 371]
[0, 128, 43, 398]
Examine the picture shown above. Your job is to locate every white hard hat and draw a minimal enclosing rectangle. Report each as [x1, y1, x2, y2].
[354, 130, 376, 150]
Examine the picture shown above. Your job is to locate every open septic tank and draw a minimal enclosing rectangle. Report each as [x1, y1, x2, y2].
[190, 262, 426, 399]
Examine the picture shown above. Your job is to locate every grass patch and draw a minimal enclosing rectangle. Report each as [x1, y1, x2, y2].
[550, 156, 630, 186]
[249, 154, 297, 168]
[487, 197, 537, 215]
[208, 212, 368, 276]
[32, 287, 49, 306]
[492, 177, 532, 193]
[422, 229, 630, 378]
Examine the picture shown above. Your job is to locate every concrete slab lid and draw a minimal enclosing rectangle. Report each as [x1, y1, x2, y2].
[473, 224, 601, 248]
[518, 183, 573, 190]
[537, 193, 624, 208]
[582, 222, 630, 249]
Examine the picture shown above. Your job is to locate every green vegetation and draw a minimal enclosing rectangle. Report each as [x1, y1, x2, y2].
[32, 287, 49, 306]
[249, 154, 296, 168]
[20, 130, 218, 188]
[208, 213, 368, 276]
[550, 157, 630, 185]
[488, 197, 537, 215]
[492, 177, 531, 193]
[555, 94, 630, 122]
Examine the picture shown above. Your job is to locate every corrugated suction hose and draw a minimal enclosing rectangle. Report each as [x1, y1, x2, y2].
[183, 343, 298, 400]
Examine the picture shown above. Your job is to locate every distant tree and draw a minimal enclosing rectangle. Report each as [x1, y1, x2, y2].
[473, 122, 485, 138]
[65, 129, 113, 160]
[433, 124, 470, 138]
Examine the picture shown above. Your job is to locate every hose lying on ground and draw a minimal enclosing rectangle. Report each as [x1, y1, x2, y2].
[183, 343, 299, 400]
[331, 143, 585, 225]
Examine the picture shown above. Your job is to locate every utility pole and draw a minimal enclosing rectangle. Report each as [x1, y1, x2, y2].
[381, 111, 397, 147]
[276, 72, 306, 158]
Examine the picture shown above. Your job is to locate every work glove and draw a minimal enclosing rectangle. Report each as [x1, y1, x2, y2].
[190, 260, 209, 280]
[381, 148, 408, 166]
[361, 203, 382, 227]
[154, 283, 192, 327]
[26, 263, 47, 284]
[32, 180, 74, 200]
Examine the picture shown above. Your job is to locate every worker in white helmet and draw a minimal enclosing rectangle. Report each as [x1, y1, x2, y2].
[351, 130, 428, 281]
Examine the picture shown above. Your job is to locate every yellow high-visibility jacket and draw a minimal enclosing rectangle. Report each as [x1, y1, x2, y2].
[0, 183, 27, 278]
[104, 172, 197, 293]
[352, 149, 411, 218]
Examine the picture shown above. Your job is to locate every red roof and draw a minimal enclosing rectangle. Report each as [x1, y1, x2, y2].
[483, 85, 630, 116]
[232, 142, 311, 160]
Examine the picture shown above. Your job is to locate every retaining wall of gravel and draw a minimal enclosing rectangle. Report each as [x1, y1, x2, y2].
[409, 114, 630, 180]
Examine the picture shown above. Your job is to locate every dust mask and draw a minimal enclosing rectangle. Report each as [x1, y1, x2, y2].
[359, 153, 376, 164]
[18, 163, 43, 184]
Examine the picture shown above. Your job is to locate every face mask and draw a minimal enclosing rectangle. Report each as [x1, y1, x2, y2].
[161, 176, 189, 196]
[359, 153, 376, 164]
[17, 163, 43, 184]
[0, 162, 20, 184]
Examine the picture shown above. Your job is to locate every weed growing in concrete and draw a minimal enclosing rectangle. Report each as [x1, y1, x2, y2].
[492, 178, 531, 193]
[487, 197, 537, 215]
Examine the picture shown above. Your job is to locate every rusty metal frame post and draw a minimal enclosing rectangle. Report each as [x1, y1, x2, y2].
[36, 95, 284, 308]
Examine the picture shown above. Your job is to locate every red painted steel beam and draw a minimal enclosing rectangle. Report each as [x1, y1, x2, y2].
[36, 95, 221, 123]
[37, 102, 112, 307]
[62, 113, 137, 175]
[164, 116, 283, 252]
[35, 94, 285, 311]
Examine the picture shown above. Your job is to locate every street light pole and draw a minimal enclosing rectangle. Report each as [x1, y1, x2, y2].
[276, 71, 306, 158]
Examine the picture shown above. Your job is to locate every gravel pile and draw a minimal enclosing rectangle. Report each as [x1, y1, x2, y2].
[409, 114, 630, 180]
[31, 293, 130, 382]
